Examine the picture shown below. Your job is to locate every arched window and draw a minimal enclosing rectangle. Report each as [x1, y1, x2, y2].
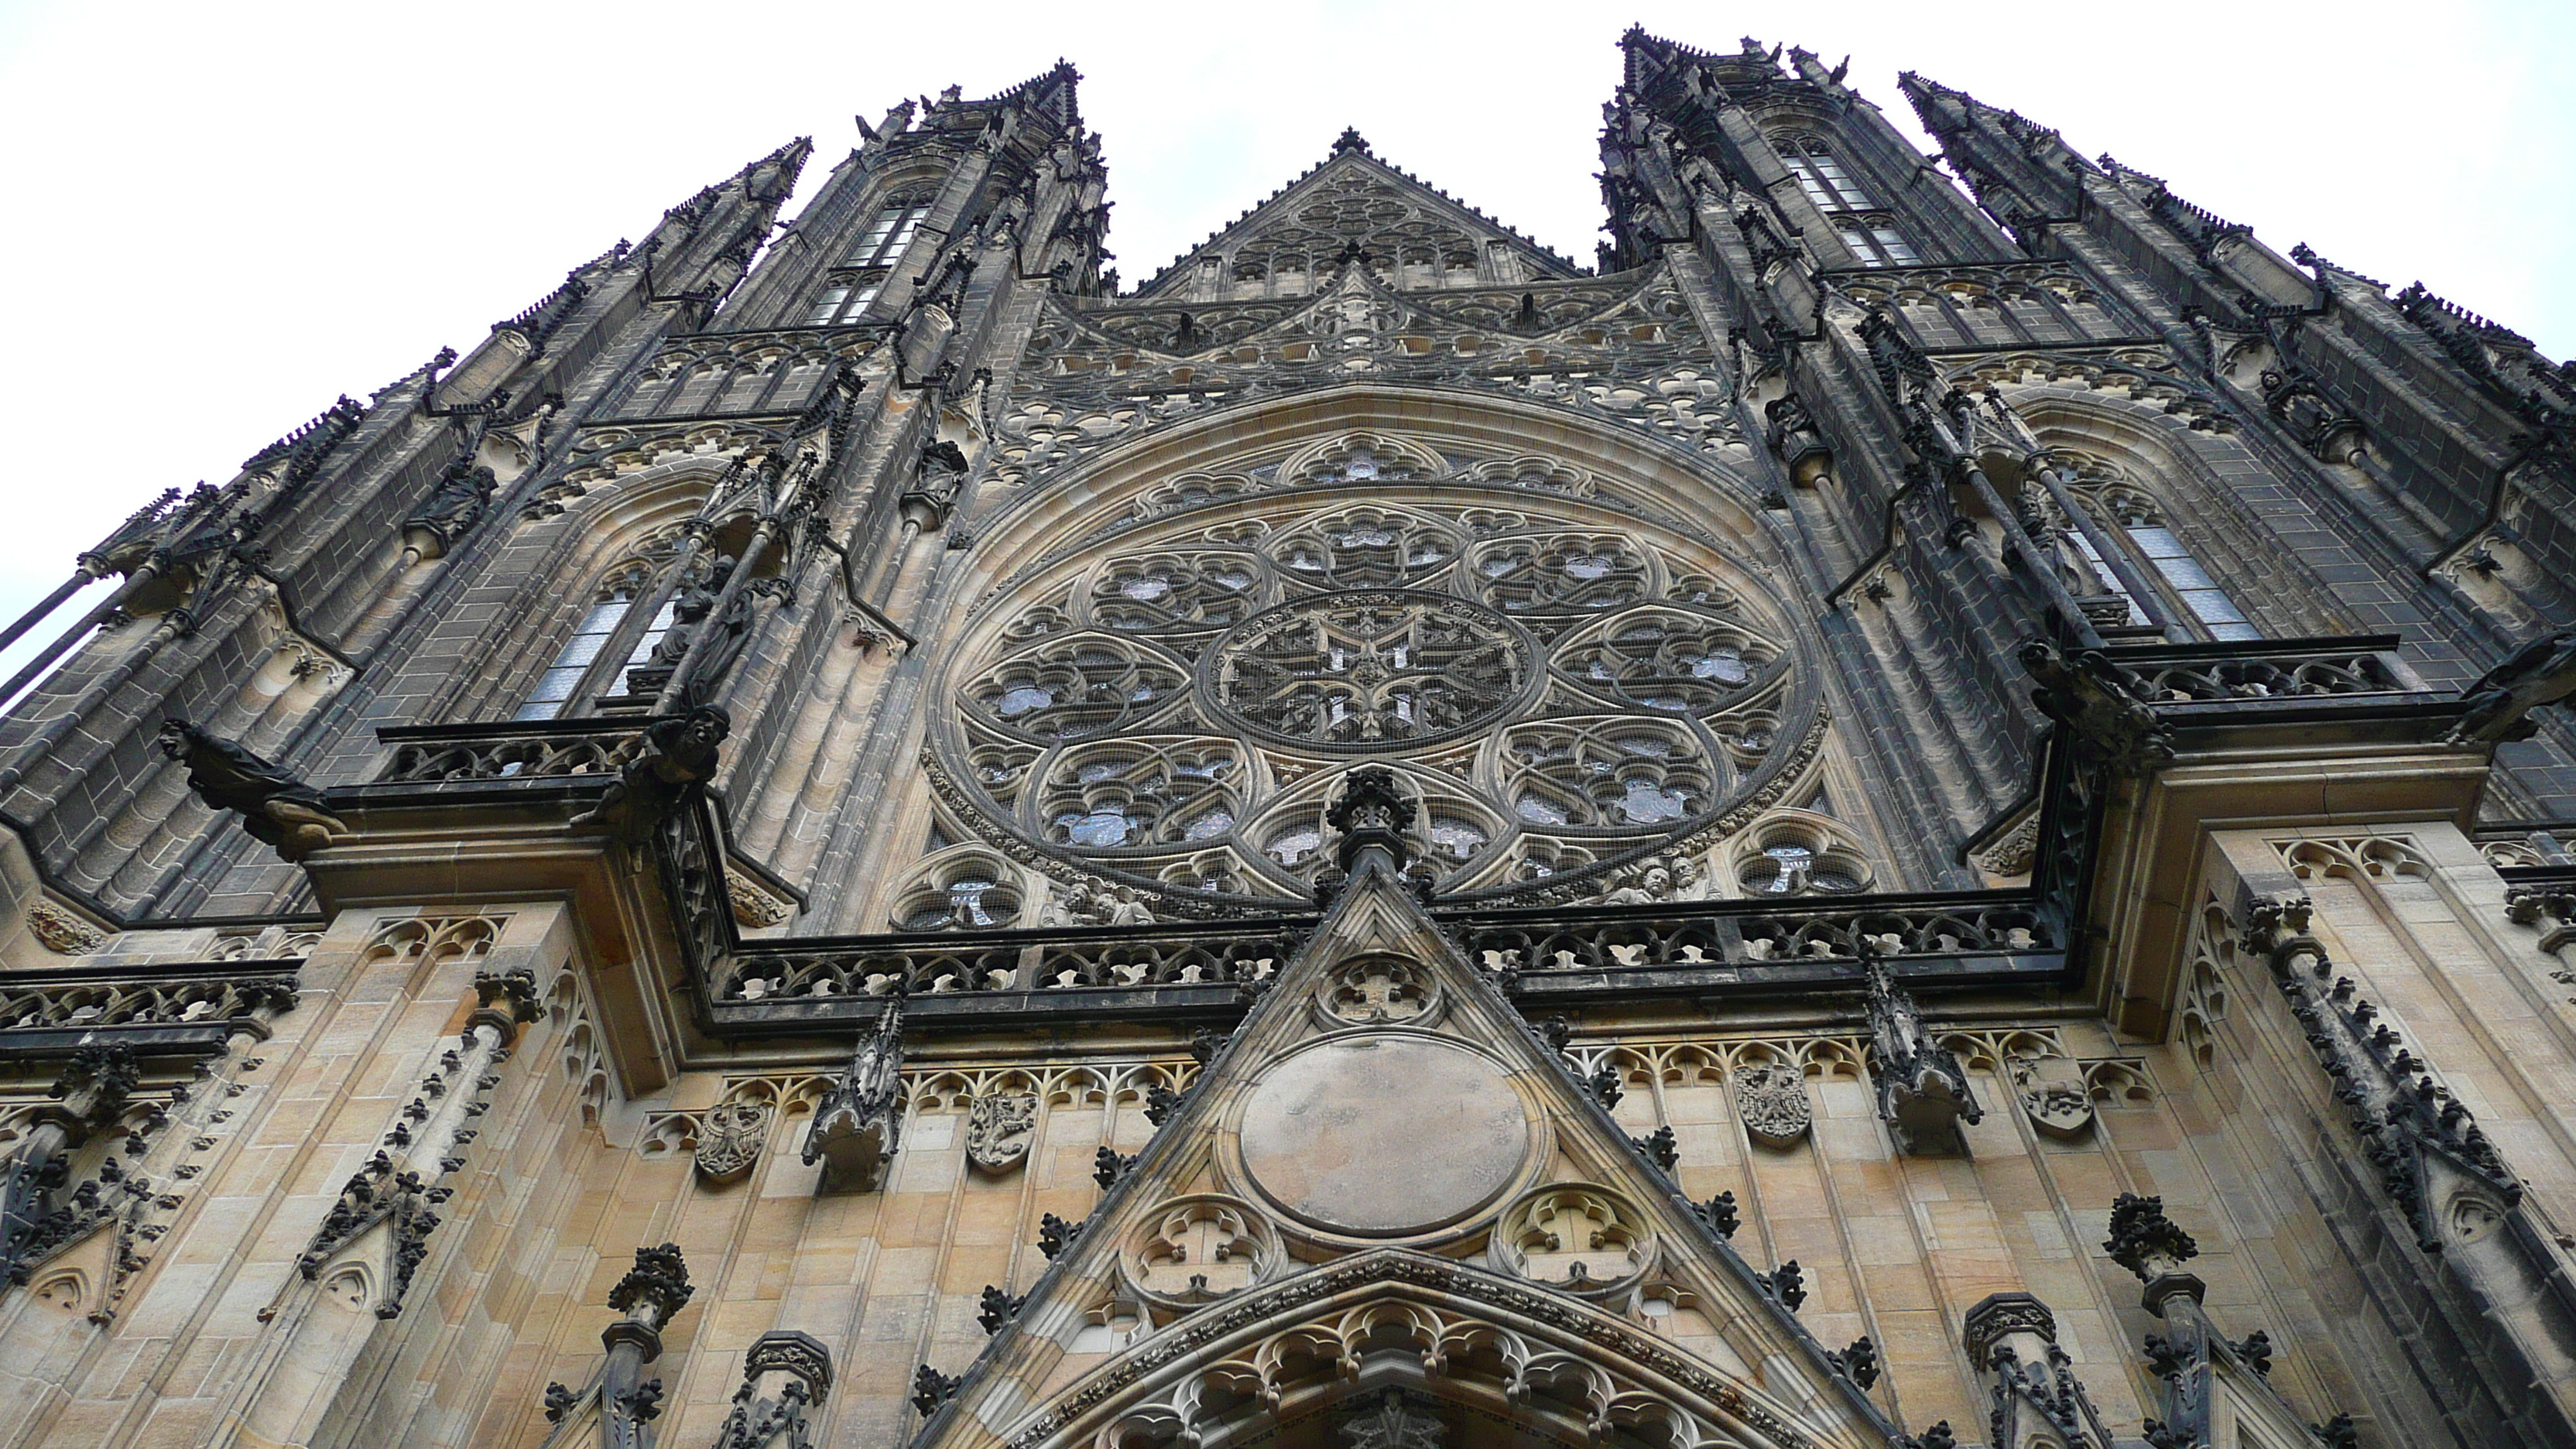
[849, 194, 931, 267]
[2046, 471, 2260, 642]
[512, 536, 686, 721]
[1776, 135, 1878, 211]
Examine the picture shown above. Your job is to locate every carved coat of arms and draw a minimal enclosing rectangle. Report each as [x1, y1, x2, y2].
[1732, 1063, 1812, 1148]
[694, 1100, 772, 1185]
[2012, 1057, 2095, 1139]
[967, 1092, 1039, 1175]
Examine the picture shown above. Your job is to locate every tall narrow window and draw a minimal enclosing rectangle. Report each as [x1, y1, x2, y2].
[802, 273, 884, 326]
[850, 196, 930, 267]
[2125, 524, 2259, 639]
[1776, 134, 1918, 269]
[2055, 479, 2260, 641]
[1835, 218, 1920, 267]
[516, 594, 632, 721]
[1778, 138, 1879, 210]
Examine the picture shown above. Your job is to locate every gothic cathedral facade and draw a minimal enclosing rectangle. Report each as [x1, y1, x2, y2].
[2, 28, 2574, 1449]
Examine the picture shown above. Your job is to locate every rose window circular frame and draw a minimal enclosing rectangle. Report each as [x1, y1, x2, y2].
[928, 476, 1822, 909]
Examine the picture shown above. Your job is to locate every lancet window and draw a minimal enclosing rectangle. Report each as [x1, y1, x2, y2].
[1774, 133, 1918, 268]
[802, 272, 884, 327]
[2040, 464, 2260, 641]
[850, 195, 931, 267]
[1777, 136, 1878, 211]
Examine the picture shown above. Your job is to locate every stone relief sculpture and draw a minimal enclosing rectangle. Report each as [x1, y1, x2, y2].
[964, 1093, 1037, 1175]
[1731, 1062, 1813, 1147]
[694, 1101, 773, 1185]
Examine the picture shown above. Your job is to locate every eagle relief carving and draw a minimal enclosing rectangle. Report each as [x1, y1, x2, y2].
[694, 1100, 773, 1185]
[967, 1092, 1039, 1174]
[1731, 1063, 1812, 1148]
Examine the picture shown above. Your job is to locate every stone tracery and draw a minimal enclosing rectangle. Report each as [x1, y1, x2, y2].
[930, 445, 1819, 908]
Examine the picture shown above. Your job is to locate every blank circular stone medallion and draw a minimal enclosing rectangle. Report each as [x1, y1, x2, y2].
[1238, 1034, 1531, 1235]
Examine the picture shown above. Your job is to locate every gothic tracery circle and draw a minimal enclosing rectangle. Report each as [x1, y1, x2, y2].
[1208, 591, 1534, 748]
[930, 447, 1818, 909]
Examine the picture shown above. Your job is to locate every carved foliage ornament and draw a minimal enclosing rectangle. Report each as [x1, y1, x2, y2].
[966, 1093, 1038, 1175]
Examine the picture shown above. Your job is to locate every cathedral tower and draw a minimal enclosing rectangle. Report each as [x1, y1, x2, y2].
[0, 30, 2571, 1449]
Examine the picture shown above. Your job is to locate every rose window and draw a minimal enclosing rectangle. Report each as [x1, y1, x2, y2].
[1214, 593, 1533, 747]
[932, 478, 1816, 906]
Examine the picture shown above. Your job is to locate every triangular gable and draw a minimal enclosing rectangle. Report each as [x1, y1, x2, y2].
[912, 820, 1893, 1449]
[1132, 131, 1581, 300]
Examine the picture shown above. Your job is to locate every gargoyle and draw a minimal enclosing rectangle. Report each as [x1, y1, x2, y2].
[2448, 626, 2576, 745]
[158, 718, 347, 862]
[2019, 640, 2171, 773]
[569, 705, 730, 844]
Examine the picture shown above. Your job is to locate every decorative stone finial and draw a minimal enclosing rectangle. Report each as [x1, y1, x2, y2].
[607, 1242, 695, 1329]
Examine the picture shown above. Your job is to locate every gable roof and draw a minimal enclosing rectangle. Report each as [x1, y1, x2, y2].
[1131, 128, 1584, 299]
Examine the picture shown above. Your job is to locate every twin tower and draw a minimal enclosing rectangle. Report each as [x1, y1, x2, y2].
[0, 26, 2571, 1449]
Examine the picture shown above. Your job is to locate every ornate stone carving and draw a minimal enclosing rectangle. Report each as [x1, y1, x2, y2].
[1121, 1194, 1283, 1308]
[1965, 1292, 2115, 1449]
[570, 705, 731, 845]
[1731, 1062, 1812, 1147]
[712, 1329, 833, 1449]
[1339, 1388, 1445, 1449]
[1866, 958, 1983, 1154]
[24, 899, 109, 955]
[965, 1093, 1038, 1175]
[2018, 642, 2171, 775]
[728, 872, 795, 927]
[1319, 956, 1434, 1024]
[1213, 593, 1532, 748]
[158, 718, 349, 862]
[2448, 625, 2576, 745]
[694, 1101, 772, 1186]
[803, 1002, 904, 1192]
[2012, 1056, 2095, 1139]
[1491, 1184, 1652, 1295]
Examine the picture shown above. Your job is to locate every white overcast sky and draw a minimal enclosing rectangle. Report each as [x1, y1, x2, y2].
[0, 1, 2567, 691]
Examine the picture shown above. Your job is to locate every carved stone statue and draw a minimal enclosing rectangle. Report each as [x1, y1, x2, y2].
[569, 705, 731, 845]
[2448, 626, 2576, 745]
[803, 1000, 904, 1192]
[401, 457, 498, 559]
[644, 554, 737, 671]
[158, 718, 348, 862]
